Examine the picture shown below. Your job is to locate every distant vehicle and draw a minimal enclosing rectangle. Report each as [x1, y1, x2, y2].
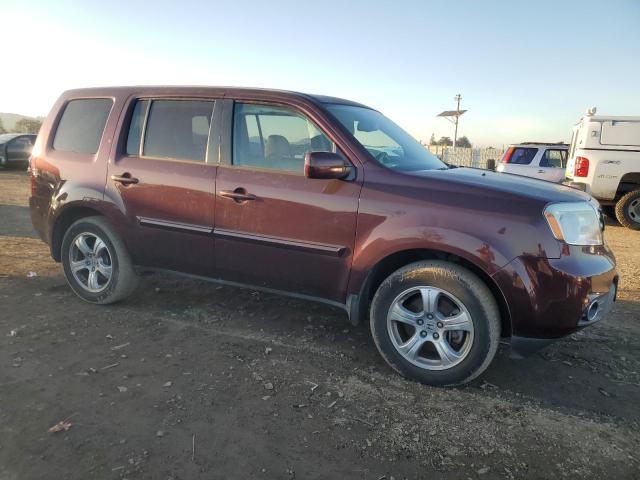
[565, 108, 640, 229]
[29, 86, 617, 386]
[0, 133, 37, 169]
[496, 143, 568, 183]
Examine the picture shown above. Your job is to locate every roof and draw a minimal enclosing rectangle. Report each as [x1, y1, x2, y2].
[61, 86, 372, 109]
[511, 142, 568, 148]
[0, 133, 36, 144]
[581, 115, 640, 122]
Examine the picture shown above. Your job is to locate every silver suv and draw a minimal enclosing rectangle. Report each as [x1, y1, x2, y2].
[496, 143, 568, 183]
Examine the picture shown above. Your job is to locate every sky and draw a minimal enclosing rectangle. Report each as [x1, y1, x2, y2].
[1, 0, 639, 146]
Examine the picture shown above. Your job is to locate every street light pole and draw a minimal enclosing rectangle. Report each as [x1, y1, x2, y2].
[453, 94, 461, 148]
[436, 96, 466, 150]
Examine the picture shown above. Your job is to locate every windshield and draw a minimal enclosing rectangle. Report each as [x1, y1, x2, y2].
[326, 104, 447, 171]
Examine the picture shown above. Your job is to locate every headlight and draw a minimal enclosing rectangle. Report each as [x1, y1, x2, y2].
[544, 202, 603, 245]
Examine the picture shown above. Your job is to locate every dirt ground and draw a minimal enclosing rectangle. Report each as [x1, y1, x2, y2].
[0, 169, 639, 480]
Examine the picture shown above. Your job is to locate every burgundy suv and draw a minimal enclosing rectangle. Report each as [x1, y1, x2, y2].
[29, 87, 618, 385]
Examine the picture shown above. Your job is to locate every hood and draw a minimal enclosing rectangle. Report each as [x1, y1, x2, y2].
[410, 167, 592, 205]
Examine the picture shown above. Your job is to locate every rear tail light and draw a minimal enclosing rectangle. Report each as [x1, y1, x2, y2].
[574, 156, 590, 177]
[502, 147, 514, 163]
[30, 164, 37, 196]
[29, 138, 41, 197]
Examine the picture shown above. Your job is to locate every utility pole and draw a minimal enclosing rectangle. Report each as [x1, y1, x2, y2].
[436, 94, 466, 149]
[453, 94, 461, 147]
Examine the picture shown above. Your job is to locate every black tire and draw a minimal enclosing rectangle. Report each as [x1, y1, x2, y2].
[61, 216, 139, 304]
[601, 205, 616, 220]
[370, 260, 500, 386]
[615, 190, 640, 230]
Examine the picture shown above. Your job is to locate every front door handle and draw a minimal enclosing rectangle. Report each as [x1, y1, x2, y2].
[538, 170, 545, 174]
[219, 189, 257, 202]
[111, 173, 139, 185]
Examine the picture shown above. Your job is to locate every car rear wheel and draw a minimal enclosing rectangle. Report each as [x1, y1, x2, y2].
[615, 190, 640, 230]
[61, 216, 139, 304]
[370, 260, 500, 386]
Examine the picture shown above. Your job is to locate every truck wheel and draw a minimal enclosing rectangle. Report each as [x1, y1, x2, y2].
[615, 190, 640, 230]
[61, 216, 139, 304]
[370, 260, 500, 386]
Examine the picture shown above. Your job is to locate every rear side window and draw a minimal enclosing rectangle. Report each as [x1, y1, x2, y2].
[509, 147, 537, 165]
[126, 100, 149, 156]
[53, 99, 112, 154]
[141, 100, 214, 162]
[540, 149, 567, 168]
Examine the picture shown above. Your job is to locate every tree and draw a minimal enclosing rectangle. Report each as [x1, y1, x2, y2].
[0, 117, 6, 134]
[13, 118, 42, 134]
[436, 136, 453, 146]
[429, 133, 437, 145]
[455, 136, 472, 148]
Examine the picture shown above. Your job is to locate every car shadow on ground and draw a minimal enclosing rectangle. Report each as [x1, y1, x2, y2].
[123, 273, 639, 424]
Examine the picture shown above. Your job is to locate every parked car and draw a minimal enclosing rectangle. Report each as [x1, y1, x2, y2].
[0, 133, 37, 169]
[564, 108, 640, 229]
[29, 87, 617, 386]
[496, 142, 568, 182]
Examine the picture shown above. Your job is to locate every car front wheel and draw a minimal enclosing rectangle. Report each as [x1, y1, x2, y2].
[61, 216, 139, 304]
[370, 260, 500, 386]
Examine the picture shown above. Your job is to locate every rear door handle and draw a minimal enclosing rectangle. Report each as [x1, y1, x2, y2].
[219, 189, 257, 202]
[538, 170, 545, 174]
[111, 174, 139, 185]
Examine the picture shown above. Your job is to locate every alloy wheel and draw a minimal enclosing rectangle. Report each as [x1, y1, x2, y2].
[628, 198, 640, 224]
[69, 232, 113, 293]
[387, 286, 474, 370]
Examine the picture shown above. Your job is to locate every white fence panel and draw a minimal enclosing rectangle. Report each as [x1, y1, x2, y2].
[427, 146, 505, 170]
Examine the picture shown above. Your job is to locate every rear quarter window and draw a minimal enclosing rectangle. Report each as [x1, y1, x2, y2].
[53, 98, 113, 154]
[510, 147, 538, 165]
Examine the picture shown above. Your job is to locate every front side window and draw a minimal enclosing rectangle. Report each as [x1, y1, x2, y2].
[138, 100, 214, 162]
[53, 98, 113, 154]
[540, 149, 567, 168]
[233, 103, 336, 173]
[326, 104, 446, 171]
[10, 137, 31, 150]
[509, 147, 538, 165]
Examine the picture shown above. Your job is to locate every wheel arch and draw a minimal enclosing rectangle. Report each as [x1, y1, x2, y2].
[349, 248, 512, 337]
[616, 172, 640, 198]
[50, 206, 105, 262]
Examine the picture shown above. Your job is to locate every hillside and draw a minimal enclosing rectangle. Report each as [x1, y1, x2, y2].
[0, 112, 45, 131]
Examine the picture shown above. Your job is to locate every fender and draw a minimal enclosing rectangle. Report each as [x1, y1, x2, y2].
[347, 224, 512, 298]
[46, 183, 128, 261]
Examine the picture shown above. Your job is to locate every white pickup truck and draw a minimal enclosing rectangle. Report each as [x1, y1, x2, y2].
[565, 109, 640, 230]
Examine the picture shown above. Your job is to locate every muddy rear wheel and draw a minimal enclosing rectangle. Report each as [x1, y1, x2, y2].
[61, 216, 139, 304]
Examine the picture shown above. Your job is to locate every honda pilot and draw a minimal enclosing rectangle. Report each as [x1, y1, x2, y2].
[29, 87, 618, 386]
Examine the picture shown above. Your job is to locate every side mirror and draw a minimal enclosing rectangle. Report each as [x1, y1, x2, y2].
[304, 151, 353, 180]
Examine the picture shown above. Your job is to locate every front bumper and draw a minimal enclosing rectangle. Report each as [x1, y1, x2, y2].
[491, 244, 618, 357]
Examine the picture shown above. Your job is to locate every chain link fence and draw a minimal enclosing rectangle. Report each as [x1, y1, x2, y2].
[427, 146, 505, 170]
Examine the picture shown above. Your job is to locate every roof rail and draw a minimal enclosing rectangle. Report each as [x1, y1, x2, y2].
[519, 142, 568, 146]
